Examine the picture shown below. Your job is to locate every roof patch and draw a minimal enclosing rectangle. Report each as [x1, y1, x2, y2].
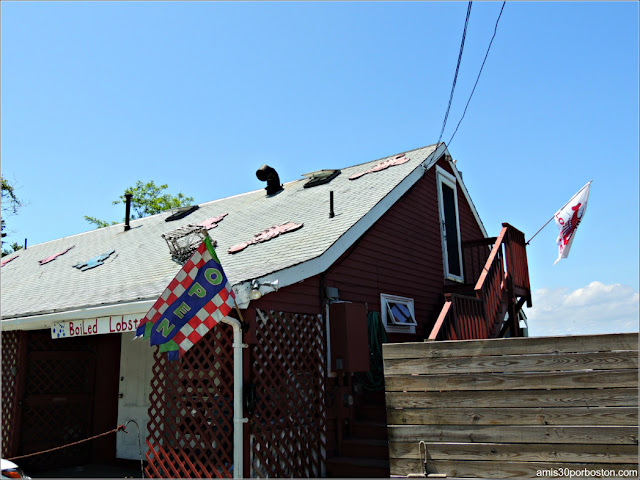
[229, 222, 304, 254]
[199, 214, 228, 230]
[39, 246, 75, 265]
[349, 154, 410, 180]
[73, 250, 116, 271]
[1, 255, 18, 267]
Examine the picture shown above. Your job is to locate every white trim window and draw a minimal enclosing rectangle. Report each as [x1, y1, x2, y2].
[436, 166, 464, 282]
[381, 294, 417, 334]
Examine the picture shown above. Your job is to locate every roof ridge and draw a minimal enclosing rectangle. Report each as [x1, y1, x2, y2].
[339, 143, 439, 172]
[24, 144, 441, 250]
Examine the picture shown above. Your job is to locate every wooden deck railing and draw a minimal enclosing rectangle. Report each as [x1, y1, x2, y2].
[503, 223, 531, 298]
[460, 237, 495, 288]
[429, 223, 531, 341]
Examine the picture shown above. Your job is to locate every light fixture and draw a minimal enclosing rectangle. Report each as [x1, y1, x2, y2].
[249, 279, 279, 300]
[250, 279, 262, 300]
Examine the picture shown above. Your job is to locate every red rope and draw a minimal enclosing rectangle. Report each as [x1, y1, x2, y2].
[7, 425, 127, 461]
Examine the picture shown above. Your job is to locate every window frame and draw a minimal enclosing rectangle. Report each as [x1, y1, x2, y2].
[380, 294, 417, 334]
[436, 165, 465, 283]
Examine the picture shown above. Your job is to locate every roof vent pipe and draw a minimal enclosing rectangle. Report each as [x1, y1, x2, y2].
[124, 192, 133, 231]
[329, 191, 335, 218]
[256, 165, 284, 196]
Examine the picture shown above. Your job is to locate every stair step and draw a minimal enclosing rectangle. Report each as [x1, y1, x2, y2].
[325, 455, 390, 478]
[342, 436, 389, 458]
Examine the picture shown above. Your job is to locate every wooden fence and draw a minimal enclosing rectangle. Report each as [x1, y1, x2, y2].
[383, 333, 638, 478]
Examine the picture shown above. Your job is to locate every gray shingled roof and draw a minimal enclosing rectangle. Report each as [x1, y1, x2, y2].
[1, 144, 451, 320]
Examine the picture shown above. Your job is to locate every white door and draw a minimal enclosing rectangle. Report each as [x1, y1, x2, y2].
[116, 331, 155, 460]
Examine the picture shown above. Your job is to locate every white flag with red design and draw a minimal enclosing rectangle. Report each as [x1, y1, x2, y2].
[554, 181, 591, 264]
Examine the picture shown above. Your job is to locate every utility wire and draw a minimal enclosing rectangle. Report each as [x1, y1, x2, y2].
[437, 1, 473, 147]
[447, 1, 506, 148]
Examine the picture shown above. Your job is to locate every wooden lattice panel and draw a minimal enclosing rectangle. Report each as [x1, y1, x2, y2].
[1, 331, 21, 458]
[145, 322, 235, 479]
[250, 310, 327, 478]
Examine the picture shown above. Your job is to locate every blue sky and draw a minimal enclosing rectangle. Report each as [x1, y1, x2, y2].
[2, 1, 638, 336]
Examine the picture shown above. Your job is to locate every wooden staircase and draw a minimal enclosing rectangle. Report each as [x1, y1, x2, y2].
[429, 223, 532, 341]
[325, 390, 390, 478]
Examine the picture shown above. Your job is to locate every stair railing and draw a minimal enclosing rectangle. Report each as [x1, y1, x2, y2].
[461, 237, 496, 287]
[474, 225, 508, 337]
[428, 293, 486, 341]
[429, 223, 531, 341]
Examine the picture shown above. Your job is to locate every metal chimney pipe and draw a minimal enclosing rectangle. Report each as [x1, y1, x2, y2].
[124, 193, 133, 231]
[256, 165, 284, 196]
[329, 191, 335, 218]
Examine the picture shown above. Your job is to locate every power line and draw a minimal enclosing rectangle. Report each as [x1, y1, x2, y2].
[447, 1, 506, 149]
[437, 1, 473, 147]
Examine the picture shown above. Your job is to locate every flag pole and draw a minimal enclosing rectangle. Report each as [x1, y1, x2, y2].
[233, 303, 247, 327]
[526, 215, 555, 245]
[525, 180, 592, 245]
[201, 230, 247, 328]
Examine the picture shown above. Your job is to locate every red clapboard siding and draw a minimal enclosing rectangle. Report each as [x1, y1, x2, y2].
[250, 157, 486, 341]
[251, 276, 322, 315]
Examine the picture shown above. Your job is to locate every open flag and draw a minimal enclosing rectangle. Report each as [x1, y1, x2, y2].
[136, 236, 236, 360]
[554, 181, 591, 265]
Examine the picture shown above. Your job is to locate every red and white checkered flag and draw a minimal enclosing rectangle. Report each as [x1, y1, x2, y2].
[136, 236, 236, 360]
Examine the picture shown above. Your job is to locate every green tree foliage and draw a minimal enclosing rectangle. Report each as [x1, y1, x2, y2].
[83, 216, 118, 228]
[85, 180, 195, 228]
[2, 176, 24, 257]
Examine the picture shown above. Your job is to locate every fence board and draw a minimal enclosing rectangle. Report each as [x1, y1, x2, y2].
[387, 425, 638, 445]
[389, 442, 639, 463]
[384, 333, 639, 478]
[385, 369, 638, 392]
[390, 458, 639, 478]
[384, 350, 639, 375]
[382, 333, 638, 360]
[386, 407, 638, 426]
[386, 388, 638, 409]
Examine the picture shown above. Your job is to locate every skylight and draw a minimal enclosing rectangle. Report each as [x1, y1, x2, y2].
[165, 205, 200, 222]
[302, 169, 341, 188]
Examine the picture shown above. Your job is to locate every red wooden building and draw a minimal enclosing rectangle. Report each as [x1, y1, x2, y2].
[1, 143, 531, 477]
